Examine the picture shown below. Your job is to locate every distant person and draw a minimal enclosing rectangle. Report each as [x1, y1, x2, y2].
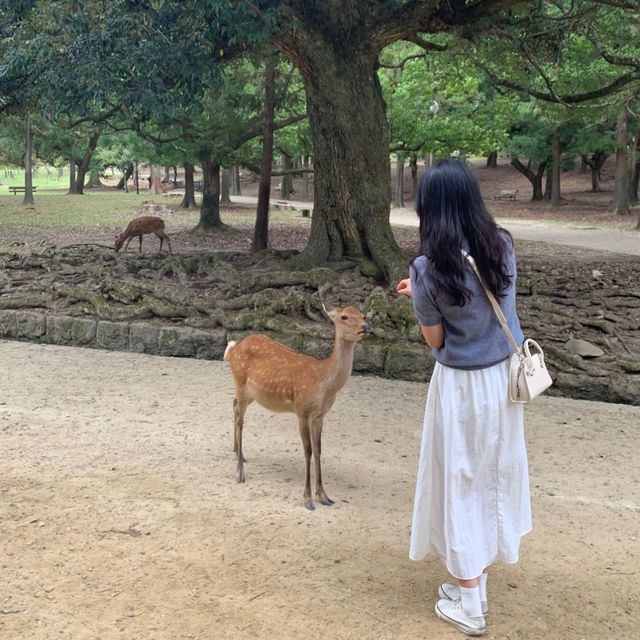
[397, 159, 531, 637]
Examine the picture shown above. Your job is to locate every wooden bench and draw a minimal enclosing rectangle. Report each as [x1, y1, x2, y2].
[494, 189, 518, 201]
[8, 186, 38, 195]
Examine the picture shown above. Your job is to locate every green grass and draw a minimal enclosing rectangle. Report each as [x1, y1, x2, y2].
[0, 191, 179, 229]
[0, 188, 308, 232]
[2, 164, 75, 191]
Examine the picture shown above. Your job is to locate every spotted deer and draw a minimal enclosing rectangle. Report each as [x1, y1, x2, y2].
[223, 305, 369, 510]
[114, 215, 172, 254]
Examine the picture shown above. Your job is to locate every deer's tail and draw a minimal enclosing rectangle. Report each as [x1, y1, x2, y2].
[223, 341, 237, 361]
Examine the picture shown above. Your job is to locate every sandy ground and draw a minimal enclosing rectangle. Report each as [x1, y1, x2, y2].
[1, 340, 639, 640]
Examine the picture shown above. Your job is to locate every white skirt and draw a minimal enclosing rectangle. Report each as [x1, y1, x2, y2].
[409, 360, 532, 580]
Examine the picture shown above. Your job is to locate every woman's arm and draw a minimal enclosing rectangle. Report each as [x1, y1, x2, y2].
[421, 323, 444, 349]
[397, 278, 444, 348]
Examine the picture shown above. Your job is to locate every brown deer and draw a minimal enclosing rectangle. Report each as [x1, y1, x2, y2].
[224, 305, 369, 510]
[114, 216, 172, 254]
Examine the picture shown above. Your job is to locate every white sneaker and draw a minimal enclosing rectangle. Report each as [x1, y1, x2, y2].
[435, 598, 486, 636]
[438, 582, 489, 615]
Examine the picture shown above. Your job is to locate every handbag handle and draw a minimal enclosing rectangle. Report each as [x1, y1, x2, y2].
[462, 249, 521, 354]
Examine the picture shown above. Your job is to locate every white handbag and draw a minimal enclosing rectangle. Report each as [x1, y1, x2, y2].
[463, 250, 553, 404]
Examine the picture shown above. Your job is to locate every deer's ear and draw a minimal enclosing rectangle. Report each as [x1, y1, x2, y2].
[322, 303, 336, 321]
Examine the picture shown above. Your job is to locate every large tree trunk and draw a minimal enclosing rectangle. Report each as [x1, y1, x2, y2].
[511, 157, 546, 201]
[279, 151, 294, 200]
[117, 162, 134, 191]
[85, 169, 103, 189]
[584, 152, 607, 192]
[73, 129, 100, 195]
[550, 127, 562, 208]
[253, 50, 276, 252]
[180, 162, 197, 208]
[68, 160, 78, 195]
[609, 103, 630, 215]
[231, 165, 241, 196]
[486, 150, 498, 168]
[220, 168, 232, 205]
[22, 118, 35, 205]
[278, 38, 400, 278]
[149, 165, 163, 195]
[196, 156, 224, 230]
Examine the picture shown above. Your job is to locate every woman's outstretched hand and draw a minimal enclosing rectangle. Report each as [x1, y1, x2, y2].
[396, 278, 412, 297]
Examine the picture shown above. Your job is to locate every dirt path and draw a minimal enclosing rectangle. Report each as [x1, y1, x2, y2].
[1, 340, 638, 640]
[389, 207, 640, 256]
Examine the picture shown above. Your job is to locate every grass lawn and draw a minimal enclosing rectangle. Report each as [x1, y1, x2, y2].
[0, 187, 308, 238]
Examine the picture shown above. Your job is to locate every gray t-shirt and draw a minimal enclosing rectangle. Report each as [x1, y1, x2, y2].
[409, 236, 524, 370]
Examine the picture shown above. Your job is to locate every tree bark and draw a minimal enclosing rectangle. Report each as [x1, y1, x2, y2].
[231, 165, 241, 195]
[550, 127, 562, 208]
[73, 129, 100, 195]
[220, 168, 232, 204]
[628, 133, 639, 205]
[609, 103, 630, 215]
[149, 165, 163, 195]
[486, 150, 498, 168]
[196, 156, 224, 230]
[277, 35, 400, 278]
[584, 152, 607, 192]
[301, 155, 311, 198]
[511, 157, 546, 201]
[68, 160, 78, 195]
[117, 162, 134, 191]
[85, 169, 104, 189]
[394, 153, 405, 207]
[279, 151, 293, 200]
[22, 118, 35, 205]
[409, 153, 418, 199]
[253, 50, 276, 252]
[180, 162, 197, 208]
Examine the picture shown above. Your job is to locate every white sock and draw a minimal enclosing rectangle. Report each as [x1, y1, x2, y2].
[479, 572, 488, 603]
[459, 585, 483, 618]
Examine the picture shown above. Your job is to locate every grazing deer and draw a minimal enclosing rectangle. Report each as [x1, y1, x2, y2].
[224, 305, 369, 510]
[114, 216, 172, 254]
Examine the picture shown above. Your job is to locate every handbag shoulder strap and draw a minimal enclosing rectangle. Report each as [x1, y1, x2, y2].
[462, 249, 521, 354]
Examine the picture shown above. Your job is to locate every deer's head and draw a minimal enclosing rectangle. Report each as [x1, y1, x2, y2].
[114, 233, 125, 253]
[325, 305, 369, 342]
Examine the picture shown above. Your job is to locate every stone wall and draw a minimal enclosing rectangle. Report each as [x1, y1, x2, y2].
[0, 309, 436, 382]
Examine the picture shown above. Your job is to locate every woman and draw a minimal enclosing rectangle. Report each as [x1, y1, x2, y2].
[397, 159, 532, 637]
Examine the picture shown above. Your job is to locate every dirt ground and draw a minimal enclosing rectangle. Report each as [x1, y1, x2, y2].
[1, 340, 639, 640]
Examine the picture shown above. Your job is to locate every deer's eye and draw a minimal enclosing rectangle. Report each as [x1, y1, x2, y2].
[340, 315, 349, 321]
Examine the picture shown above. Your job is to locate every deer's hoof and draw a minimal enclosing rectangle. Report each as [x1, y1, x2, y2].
[236, 471, 246, 484]
[319, 495, 335, 506]
[305, 499, 315, 511]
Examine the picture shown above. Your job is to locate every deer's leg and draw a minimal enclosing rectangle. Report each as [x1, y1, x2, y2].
[234, 395, 250, 483]
[157, 232, 172, 254]
[311, 417, 334, 506]
[124, 236, 133, 252]
[138, 235, 143, 253]
[298, 416, 314, 511]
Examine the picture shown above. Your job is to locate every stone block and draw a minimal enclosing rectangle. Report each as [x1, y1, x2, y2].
[96, 321, 130, 351]
[14, 311, 46, 339]
[0, 310, 18, 338]
[129, 323, 160, 355]
[158, 326, 195, 357]
[191, 328, 228, 360]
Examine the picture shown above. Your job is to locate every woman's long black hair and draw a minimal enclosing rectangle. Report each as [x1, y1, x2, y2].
[415, 158, 512, 306]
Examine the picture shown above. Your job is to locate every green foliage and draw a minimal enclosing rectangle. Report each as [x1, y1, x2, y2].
[379, 41, 519, 158]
